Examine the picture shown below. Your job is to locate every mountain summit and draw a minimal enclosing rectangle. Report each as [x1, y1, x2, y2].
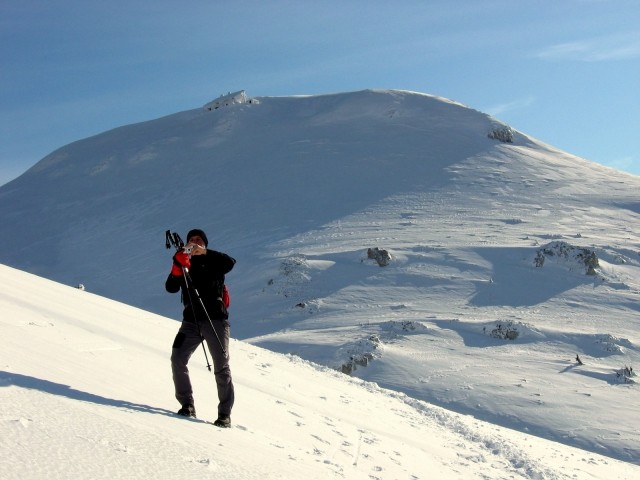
[1, 89, 523, 308]
[1, 89, 632, 311]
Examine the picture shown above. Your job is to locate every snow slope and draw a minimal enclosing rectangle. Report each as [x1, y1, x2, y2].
[1, 89, 639, 467]
[1, 264, 638, 480]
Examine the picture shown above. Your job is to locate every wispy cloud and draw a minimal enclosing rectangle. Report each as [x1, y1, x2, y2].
[484, 96, 535, 117]
[535, 32, 640, 61]
[604, 155, 640, 176]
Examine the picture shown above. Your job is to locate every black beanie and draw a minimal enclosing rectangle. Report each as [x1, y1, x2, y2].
[186, 229, 208, 247]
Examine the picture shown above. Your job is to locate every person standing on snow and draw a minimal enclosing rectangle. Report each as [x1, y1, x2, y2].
[165, 228, 236, 428]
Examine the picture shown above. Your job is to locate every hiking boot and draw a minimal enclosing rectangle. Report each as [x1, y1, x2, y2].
[213, 414, 231, 428]
[177, 404, 196, 418]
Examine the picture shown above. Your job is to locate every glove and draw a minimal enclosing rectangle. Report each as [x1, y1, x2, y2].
[171, 250, 191, 276]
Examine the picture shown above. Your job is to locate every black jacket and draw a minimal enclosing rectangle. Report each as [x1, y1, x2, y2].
[166, 249, 236, 322]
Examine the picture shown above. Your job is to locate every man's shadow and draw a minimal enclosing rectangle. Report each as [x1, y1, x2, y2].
[0, 370, 203, 422]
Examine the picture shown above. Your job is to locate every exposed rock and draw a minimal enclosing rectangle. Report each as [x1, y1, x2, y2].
[367, 247, 392, 267]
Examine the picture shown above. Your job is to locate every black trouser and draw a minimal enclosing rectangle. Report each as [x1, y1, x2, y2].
[171, 319, 234, 417]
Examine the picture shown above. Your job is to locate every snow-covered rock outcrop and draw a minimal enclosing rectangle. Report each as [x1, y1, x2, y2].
[203, 90, 255, 110]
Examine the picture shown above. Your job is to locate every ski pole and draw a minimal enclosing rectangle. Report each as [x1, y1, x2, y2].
[166, 230, 213, 370]
[182, 275, 229, 360]
[180, 267, 214, 371]
[166, 230, 229, 364]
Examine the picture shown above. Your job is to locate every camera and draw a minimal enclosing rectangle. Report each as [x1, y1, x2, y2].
[166, 230, 199, 255]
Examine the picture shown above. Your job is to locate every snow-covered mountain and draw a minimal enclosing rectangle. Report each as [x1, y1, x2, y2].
[1, 89, 639, 467]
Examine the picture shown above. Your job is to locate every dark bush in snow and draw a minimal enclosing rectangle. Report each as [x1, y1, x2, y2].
[367, 247, 392, 267]
[339, 335, 381, 375]
[486, 321, 519, 340]
[534, 241, 599, 275]
[488, 126, 514, 143]
[615, 366, 635, 384]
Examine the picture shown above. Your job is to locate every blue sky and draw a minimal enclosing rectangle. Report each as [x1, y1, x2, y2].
[1, 0, 639, 185]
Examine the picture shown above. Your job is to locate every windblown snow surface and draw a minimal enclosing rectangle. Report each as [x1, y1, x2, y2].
[1, 265, 638, 479]
[1, 90, 639, 478]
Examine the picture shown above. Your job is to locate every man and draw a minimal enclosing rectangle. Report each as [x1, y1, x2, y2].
[165, 228, 236, 428]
